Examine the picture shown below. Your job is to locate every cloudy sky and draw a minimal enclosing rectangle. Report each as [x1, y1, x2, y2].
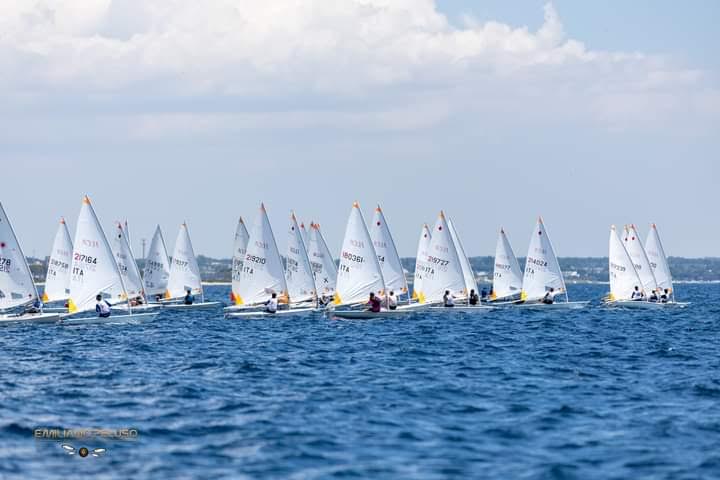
[1, 0, 718, 258]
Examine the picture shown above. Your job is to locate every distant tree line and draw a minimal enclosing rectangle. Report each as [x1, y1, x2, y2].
[29, 255, 720, 283]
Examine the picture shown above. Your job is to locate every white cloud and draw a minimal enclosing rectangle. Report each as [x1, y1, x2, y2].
[0, 0, 716, 135]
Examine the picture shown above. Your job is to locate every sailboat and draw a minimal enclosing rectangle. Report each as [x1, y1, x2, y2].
[490, 228, 523, 303]
[225, 204, 305, 318]
[447, 217, 479, 304]
[111, 222, 158, 312]
[0, 203, 59, 323]
[332, 202, 415, 319]
[411, 224, 432, 303]
[645, 224, 686, 306]
[229, 217, 250, 306]
[143, 225, 171, 302]
[285, 212, 317, 307]
[370, 205, 409, 300]
[164, 222, 221, 310]
[518, 217, 588, 309]
[306, 222, 337, 301]
[42, 217, 73, 306]
[63, 196, 157, 324]
[623, 225, 659, 296]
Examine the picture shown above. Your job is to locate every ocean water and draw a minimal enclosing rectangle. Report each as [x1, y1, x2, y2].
[1, 283, 719, 479]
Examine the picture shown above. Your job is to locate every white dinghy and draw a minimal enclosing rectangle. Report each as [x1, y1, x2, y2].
[163, 223, 222, 310]
[489, 228, 523, 304]
[0, 203, 60, 324]
[63, 196, 157, 325]
[517, 217, 588, 309]
[645, 224, 688, 307]
[224, 203, 291, 318]
[370, 205, 409, 301]
[143, 225, 171, 303]
[111, 222, 159, 312]
[41, 217, 73, 310]
[285, 212, 317, 307]
[306, 222, 337, 302]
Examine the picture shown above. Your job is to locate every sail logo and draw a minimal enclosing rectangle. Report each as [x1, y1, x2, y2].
[254, 241, 268, 250]
[82, 239, 99, 248]
[350, 239, 364, 249]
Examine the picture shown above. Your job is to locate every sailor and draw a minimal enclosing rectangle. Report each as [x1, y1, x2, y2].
[660, 288, 670, 303]
[95, 294, 112, 318]
[25, 297, 43, 314]
[631, 286, 645, 301]
[265, 292, 278, 314]
[387, 291, 398, 310]
[649, 290, 659, 302]
[367, 292, 382, 313]
[443, 290, 455, 307]
[542, 288, 555, 305]
[469, 289, 479, 306]
[480, 287, 488, 302]
[183, 289, 194, 305]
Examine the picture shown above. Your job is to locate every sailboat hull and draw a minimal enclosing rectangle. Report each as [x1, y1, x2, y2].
[514, 301, 590, 310]
[428, 305, 496, 312]
[332, 309, 416, 320]
[0, 312, 61, 324]
[60, 312, 159, 325]
[605, 300, 689, 309]
[162, 302, 223, 310]
[226, 307, 316, 318]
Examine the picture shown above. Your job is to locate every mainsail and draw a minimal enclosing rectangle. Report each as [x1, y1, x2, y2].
[68, 196, 128, 313]
[165, 223, 203, 300]
[623, 224, 658, 295]
[112, 222, 145, 301]
[447, 217, 478, 299]
[0, 202, 39, 311]
[286, 212, 316, 303]
[230, 217, 250, 305]
[143, 225, 171, 298]
[417, 211, 466, 304]
[491, 228, 523, 301]
[521, 217, 567, 302]
[412, 224, 432, 301]
[235, 203, 288, 306]
[306, 222, 337, 298]
[334, 202, 385, 305]
[42, 217, 73, 302]
[608, 225, 643, 301]
[370, 205, 408, 297]
[645, 223, 674, 297]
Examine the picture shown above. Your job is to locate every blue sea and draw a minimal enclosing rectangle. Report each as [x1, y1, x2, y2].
[2, 284, 719, 479]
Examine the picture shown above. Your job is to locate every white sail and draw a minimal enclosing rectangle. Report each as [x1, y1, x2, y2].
[143, 225, 171, 298]
[300, 222, 309, 247]
[412, 224, 432, 301]
[521, 217, 567, 302]
[370, 205, 408, 297]
[230, 217, 250, 305]
[165, 223, 203, 300]
[623, 224, 658, 295]
[68, 196, 127, 313]
[417, 211, 466, 304]
[42, 217, 73, 302]
[306, 222, 337, 297]
[491, 228, 523, 301]
[645, 223, 674, 296]
[609, 225, 643, 301]
[334, 202, 385, 305]
[235, 203, 288, 306]
[0, 203, 39, 310]
[447, 217, 478, 298]
[286, 212, 316, 303]
[112, 222, 145, 301]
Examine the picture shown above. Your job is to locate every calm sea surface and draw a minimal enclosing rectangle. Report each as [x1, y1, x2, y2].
[1, 284, 719, 479]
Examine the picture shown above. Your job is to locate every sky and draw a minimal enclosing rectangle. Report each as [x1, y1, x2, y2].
[1, 1, 718, 259]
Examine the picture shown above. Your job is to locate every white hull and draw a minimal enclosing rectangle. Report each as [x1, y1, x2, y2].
[162, 301, 223, 310]
[605, 300, 689, 309]
[515, 301, 590, 310]
[43, 307, 70, 313]
[428, 305, 496, 312]
[0, 312, 61, 324]
[226, 307, 316, 318]
[111, 303, 162, 312]
[332, 309, 416, 319]
[60, 312, 159, 325]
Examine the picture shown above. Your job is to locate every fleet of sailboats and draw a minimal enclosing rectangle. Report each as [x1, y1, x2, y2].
[0, 192, 693, 325]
